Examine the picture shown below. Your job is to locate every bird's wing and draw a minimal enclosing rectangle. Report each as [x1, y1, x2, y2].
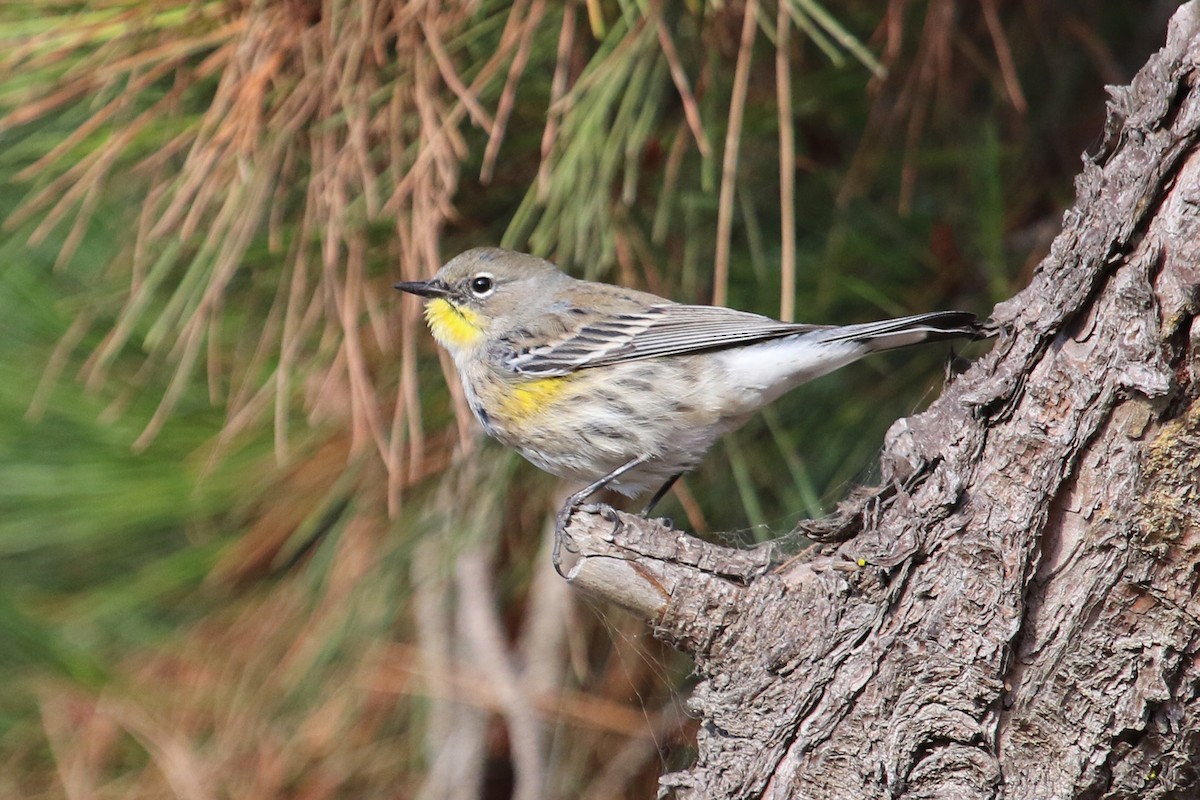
[500, 304, 822, 376]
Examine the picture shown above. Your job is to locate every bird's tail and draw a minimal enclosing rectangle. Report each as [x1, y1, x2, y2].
[815, 311, 990, 352]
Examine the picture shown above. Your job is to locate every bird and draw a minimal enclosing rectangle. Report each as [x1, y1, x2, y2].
[396, 247, 985, 519]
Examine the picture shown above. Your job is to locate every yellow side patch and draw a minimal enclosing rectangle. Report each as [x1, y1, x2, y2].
[425, 299, 484, 351]
[499, 376, 574, 422]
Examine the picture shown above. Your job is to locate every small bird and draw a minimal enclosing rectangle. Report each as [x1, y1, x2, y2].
[397, 248, 984, 517]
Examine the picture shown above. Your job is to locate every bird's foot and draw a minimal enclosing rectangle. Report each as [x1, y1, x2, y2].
[552, 501, 628, 577]
[552, 502, 579, 577]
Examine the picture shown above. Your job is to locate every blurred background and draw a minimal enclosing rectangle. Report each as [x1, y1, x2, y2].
[0, 1, 1180, 797]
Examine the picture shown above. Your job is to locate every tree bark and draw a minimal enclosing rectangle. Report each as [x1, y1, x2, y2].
[556, 3, 1200, 797]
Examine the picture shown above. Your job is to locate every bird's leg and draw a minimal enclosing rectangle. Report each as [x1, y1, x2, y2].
[565, 453, 654, 510]
[553, 453, 653, 576]
[641, 472, 681, 516]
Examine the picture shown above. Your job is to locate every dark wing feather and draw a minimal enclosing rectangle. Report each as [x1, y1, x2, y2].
[501, 304, 822, 376]
[807, 310, 978, 343]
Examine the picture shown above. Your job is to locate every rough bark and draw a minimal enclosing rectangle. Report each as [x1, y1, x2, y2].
[556, 4, 1200, 797]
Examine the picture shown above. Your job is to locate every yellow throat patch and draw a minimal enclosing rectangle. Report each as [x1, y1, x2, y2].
[424, 299, 484, 351]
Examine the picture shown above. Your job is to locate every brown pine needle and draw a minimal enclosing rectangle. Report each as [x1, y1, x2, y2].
[481, 0, 547, 184]
[538, 0, 577, 199]
[651, 0, 711, 160]
[423, 11, 495, 131]
[367, 643, 664, 740]
[713, 0, 758, 308]
[132, 315, 206, 452]
[776, 2, 797, 322]
[980, 0, 1027, 114]
[25, 310, 94, 423]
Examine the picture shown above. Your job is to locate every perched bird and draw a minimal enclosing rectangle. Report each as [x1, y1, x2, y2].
[397, 247, 985, 516]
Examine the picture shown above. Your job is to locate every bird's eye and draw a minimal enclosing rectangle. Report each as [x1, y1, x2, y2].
[469, 274, 495, 297]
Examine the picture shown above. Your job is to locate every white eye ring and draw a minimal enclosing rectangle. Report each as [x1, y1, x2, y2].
[468, 272, 496, 297]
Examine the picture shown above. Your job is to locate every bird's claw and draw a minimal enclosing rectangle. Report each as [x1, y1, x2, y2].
[593, 503, 624, 537]
[552, 501, 628, 577]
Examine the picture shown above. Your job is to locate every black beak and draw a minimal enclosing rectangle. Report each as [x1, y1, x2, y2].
[394, 278, 451, 298]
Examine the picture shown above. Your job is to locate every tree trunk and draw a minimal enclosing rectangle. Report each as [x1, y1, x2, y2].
[557, 3, 1200, 797]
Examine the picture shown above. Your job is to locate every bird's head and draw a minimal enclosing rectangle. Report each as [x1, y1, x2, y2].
[395, 248, 570, 359]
